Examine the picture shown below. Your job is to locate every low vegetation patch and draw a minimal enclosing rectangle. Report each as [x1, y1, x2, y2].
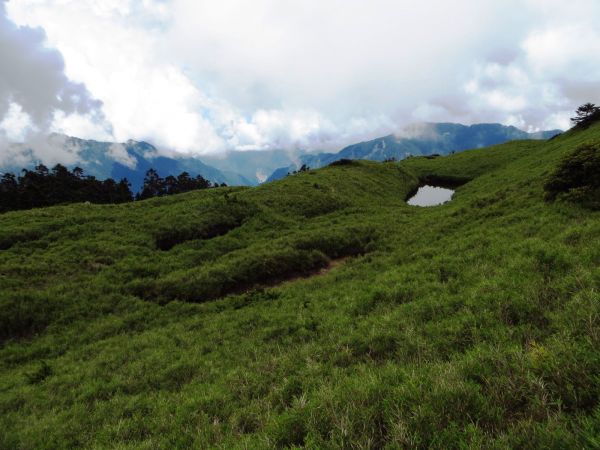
[154, 198, 253, 250]
[328, 158, 356, 166]
[419, 174, 472, 188]
[132, 246, 330, 303]
[140, 226, 378, 303]
[544, 142, 600, 209]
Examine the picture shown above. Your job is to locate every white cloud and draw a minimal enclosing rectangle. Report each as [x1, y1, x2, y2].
[0, 103, 36, 141]
[523, 25, 600, 81]
[165, 0, 523, 116]
[3, 0, 600, 159]
[108, 143, 137, 168]
[5, 0, 224, 153]
[460, 6, 600, 131]
[51, 110, 112, 142]
[0, 1, 100, 146]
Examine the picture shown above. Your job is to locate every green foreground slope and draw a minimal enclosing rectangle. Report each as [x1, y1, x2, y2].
[1, 124, 599, 449]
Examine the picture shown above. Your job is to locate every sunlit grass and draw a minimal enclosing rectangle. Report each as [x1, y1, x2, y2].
[1, 124, 599, 448]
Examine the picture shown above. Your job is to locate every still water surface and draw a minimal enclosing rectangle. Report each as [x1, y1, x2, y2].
[407, 185, 454, 207]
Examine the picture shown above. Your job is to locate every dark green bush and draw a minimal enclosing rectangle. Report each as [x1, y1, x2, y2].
[328, 158, 356, 166]
[420, 174, 471, 188]
[544, 143, 600, 209]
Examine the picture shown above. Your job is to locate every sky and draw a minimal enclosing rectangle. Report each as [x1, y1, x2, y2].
[1, 0, 600, 160]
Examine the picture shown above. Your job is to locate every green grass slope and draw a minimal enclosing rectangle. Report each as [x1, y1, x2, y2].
[1, 124, 599, 449]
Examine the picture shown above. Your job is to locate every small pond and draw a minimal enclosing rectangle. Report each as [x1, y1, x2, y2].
[407, 185, 455, 207]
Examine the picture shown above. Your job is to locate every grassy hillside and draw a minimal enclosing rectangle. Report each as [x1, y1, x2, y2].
[265, 123, 562, 182]
[1, 123, 599, 448]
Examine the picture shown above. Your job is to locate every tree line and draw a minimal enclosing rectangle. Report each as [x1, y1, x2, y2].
[0, 165, 224, 213]
[136, 168, 225, 200]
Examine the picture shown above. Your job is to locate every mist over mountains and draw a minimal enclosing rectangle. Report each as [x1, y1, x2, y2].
[0, 135, 251, 192]
[266, 123, 562, 182]
[0, 123, 561, 192]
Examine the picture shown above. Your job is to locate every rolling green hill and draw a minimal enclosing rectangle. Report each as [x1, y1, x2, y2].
[0, 122, 599, 448]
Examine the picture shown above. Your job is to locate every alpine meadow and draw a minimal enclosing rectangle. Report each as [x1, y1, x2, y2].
[3, 1, 600, 448]
[1, 118, 599, 448]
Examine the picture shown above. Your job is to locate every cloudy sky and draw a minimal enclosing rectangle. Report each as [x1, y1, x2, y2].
[1, 0, 600, 157]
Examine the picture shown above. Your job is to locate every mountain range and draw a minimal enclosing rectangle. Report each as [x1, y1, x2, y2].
[0, 135, 252, 192]
[266, 123, 562, 181]
[0, 123, 561, 192]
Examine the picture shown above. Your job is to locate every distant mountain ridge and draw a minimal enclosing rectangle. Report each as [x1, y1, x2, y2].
[1, 135, 252, 192]
[266, 123, 562, 182]
[0, 123, 562, 190]
[201, 149, 297, 185]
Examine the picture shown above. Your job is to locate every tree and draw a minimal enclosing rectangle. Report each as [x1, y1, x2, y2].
[571, 103, 600, 129]
[51, 164, 70, 178]
[290, 164, 310, 175]
[116, 179, 134, 203]
[0, 166, 134, 213]
[0, 172, 17, 189]
[134, 169, 215, 200]
[72, 167, 85, 179]
[193, 174, 211, 190]
[0, 173, 18, 212]
[137, 169, 165, 200]
[34, 164, 49, 176]
[164, 175, 179, 195]
[176, 172, 194, 192]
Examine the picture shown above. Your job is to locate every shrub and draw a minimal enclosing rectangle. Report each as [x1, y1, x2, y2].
[420, 174, 471, 188]
[544, 143, 600, 209]
[328, 159, 356, 167]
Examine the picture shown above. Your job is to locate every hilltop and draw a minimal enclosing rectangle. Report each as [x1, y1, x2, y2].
[0, 122, 598, 448]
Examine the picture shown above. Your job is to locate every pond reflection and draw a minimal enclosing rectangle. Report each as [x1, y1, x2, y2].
[407, 185, 454, 207]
